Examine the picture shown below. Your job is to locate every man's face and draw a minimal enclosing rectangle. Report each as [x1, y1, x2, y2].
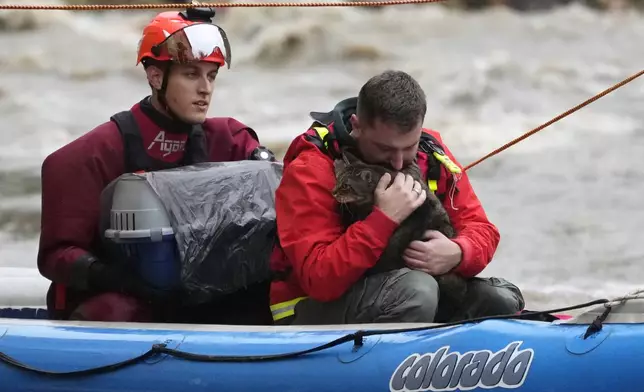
[149, 61, 220, 124]
[350, 114, 422, 171]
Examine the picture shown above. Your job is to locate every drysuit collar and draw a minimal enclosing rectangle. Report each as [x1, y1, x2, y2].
[140, 95, 194, 135]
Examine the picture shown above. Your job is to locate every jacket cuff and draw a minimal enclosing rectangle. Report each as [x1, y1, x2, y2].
[68, 253, 98, 291]
[363, 207, 399, 246]
[451, 237, 478, 277]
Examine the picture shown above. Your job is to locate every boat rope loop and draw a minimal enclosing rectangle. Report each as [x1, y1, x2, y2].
[0, 0, 446, 10]
[1, 295, 641, 378]
[582, 287, 644, 340]
[463, 68, 644, 171]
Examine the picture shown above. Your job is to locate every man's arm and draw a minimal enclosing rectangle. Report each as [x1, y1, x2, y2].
[220, 117, 278, 161]
[436, 138, 501, 278]
[37, 126, 124, 290]
[276, 153, 399, 302]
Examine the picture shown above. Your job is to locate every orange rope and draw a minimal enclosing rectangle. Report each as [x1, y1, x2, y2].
[463, 68, 644, 171]
[0, 0, 446, 10]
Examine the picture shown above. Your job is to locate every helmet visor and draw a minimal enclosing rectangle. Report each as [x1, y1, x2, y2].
[157, 23, 231, 68]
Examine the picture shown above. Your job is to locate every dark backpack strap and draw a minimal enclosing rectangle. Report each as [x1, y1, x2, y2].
[110, 110, 153, 173]
[418, 132, 443, 186]
[111, 111, 210, 172]
[418, 132, 463, 202]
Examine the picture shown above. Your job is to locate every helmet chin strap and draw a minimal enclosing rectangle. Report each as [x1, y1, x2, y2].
[155, 62, 188, 126]
[157, 64, 175, 118]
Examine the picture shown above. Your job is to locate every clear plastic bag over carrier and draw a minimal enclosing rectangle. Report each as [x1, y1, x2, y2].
[100, 160, 283, 305]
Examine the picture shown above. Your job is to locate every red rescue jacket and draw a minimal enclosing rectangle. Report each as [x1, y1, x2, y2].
[37, 98, 261, 318]
[269, 98, 500, 319]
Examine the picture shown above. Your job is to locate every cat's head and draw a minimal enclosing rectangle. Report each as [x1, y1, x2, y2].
[332, 149, 390, 206]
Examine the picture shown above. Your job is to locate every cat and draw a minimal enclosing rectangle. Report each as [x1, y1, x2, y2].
[331, 147, 468, 307]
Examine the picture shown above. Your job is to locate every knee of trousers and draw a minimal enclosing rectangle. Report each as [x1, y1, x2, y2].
[387, 269, 440, 323]
[470, 277, 525, 315]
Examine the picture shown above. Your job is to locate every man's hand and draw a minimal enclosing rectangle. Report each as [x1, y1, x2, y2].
[403, 230, 462, 275]
[374, 172, 427, 224]
[88, 260, 173, 302]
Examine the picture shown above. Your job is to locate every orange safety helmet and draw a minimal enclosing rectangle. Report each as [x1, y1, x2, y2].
[136, 8, 231, 68]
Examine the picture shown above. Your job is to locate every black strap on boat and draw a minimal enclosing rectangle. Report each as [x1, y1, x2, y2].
[0, 347, 158, 378]
[582, 304, 613, 339]
[0, 298, 611, 378]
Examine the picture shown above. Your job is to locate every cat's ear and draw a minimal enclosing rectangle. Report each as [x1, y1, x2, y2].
[343, 149, 360, 164]
[359, 170, 373, 183]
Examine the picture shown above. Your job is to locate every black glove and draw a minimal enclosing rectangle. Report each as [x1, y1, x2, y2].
[87, 260, 173, 302]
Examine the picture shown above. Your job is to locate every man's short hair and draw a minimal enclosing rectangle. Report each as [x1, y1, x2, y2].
[356, 70, 427, 133]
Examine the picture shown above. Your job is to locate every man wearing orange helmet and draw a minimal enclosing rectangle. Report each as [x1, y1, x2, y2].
[37, 8, 276, 324]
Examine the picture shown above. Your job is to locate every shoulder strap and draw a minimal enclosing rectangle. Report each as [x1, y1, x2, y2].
[302, 122, 338, 159]
[418, 132, 443, 191]
[110, 110, 152, 173]
[111, 111, 210, 172]
[419, 132, 462, 175]
[418, 132, 462, 195]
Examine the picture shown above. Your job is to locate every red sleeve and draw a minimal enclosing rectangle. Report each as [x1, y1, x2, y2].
[276, 152, 400, 302]
[37, 123, 124, 290]
[232, 125, 261, 160]
[212, 117, 261, 160]
[433, 136, 500, 278]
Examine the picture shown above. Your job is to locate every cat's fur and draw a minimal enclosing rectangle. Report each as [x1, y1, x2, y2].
[332, 147, 468, 306]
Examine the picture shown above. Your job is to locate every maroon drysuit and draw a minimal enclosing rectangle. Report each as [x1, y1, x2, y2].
[37, 98, 267, 323]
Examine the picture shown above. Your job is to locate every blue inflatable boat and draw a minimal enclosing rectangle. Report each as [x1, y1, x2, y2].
[2, 163, 642, 391]
[0, 294, 642, 392]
